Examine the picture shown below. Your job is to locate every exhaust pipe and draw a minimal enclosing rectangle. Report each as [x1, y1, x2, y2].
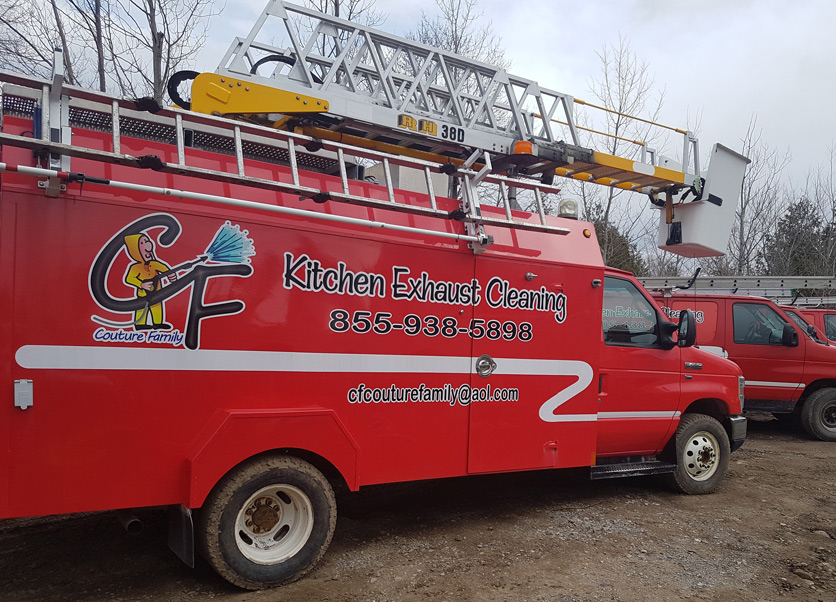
[115, 509, 143, 535]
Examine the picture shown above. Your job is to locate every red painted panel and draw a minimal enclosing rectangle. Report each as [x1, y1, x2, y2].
[467, 257, 600, 473]
[2, 113, 612, 519]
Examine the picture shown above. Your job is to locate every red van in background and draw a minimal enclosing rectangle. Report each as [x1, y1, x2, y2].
[653, 293, 836, 442]
[794, 308, 836, 343]
[780, 306, 829, 345]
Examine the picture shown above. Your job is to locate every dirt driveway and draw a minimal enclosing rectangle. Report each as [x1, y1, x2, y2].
[1, 414, 834, 602]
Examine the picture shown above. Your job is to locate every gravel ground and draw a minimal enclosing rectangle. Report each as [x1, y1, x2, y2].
[1, 414, 834, 602]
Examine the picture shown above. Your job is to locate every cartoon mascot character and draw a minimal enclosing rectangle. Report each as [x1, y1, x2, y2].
[123, 233, 177, 330]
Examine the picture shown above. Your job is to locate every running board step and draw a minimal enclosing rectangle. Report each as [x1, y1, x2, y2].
[589, 461, 677, 480]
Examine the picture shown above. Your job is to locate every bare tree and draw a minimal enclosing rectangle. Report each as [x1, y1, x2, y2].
[644, 245, 696, 277]
[759, 144, 836, 278]
[808, 144, 836, 274]
[0, 0, 80, 82]
[104, 0, 217, 104]
[577, 35, 666, 267]
[1, 0, 217, 103]
[64, 0, 106, 91]
[302, 0, 384, 26]
[408, 0, 508, 68]
[725, 116, 790, 275]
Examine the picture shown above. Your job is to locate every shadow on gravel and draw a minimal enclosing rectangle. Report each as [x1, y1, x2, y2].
[11, 415, 802, 601]
[745, 411, 811, 441]
[0, 466, 668, 601]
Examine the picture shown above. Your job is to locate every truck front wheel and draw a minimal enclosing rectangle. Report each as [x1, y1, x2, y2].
[665, 413, 730, 495]
[801, 388, 836, 442]
[197, 455, 337, 589]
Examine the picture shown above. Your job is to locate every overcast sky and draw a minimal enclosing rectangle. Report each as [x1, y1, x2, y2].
[200, 0, 836, 185]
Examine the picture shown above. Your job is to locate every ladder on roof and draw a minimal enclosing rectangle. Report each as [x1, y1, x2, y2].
[0, 56, 574, 255]
[640, 275, 836, 302]
[196, 0, 703, 196]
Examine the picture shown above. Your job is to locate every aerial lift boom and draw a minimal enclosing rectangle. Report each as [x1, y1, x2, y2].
[172, 0, 750, 258]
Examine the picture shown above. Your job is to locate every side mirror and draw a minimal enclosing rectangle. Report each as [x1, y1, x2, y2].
[782, 323, 799, 347]
[659, 320, 678, 350]
[677, 308, 697, 348]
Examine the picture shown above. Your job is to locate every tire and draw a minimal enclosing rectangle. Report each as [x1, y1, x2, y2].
[800, 388, 836, 442]
[665, 413, 730, 495]
[197, 455, 337, 590]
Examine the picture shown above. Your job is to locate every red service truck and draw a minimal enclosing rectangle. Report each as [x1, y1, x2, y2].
[794, 308, 836, 343]
[654, 293, 836, 442]
[1, 4, 749, 589]
[780, 305, 829, 345]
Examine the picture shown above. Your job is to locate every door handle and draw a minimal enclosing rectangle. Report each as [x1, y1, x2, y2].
[474, 354, 497, 378]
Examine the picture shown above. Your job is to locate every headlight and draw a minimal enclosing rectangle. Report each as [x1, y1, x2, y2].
[738, 375, 746, 410]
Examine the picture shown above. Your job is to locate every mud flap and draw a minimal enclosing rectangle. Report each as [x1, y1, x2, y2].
[168, 504, 195, 568]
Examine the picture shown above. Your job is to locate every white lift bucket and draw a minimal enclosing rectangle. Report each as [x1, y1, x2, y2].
[657, 143, 750, 258]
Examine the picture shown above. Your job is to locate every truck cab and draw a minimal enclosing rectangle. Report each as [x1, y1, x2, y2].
[600, 270, 746, 462]
[653, 293, 836, 441]
[794, 308, 836, 343]
[780, 306, 829, 345]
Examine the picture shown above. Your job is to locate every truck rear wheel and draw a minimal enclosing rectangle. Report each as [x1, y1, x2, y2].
[801, 388, 836, 442]
[197, 455, 337, 590]
[665, 413, 730, 495]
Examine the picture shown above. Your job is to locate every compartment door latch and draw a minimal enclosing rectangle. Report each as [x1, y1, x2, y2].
[14, 380, 33, 410]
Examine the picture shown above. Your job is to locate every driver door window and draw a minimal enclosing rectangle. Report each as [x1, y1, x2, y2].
[602, 276, 659, 347]
[733, 303, 788, 345]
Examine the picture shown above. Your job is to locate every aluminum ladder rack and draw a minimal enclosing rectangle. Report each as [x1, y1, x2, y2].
[640, 275, 836, 301]
[0, 64, 579, 255]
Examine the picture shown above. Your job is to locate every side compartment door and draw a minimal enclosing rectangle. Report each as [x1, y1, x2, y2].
[467, 258, 600, 473]
[727, 301, 805, 411]
[597, 276, 681, 457]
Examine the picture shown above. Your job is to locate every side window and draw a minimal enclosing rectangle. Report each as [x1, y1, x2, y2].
[602, 276, 659, 346]
[733, 302, 789, 345]
[824, 315, 836, 341]
[784, 309, 816, 340]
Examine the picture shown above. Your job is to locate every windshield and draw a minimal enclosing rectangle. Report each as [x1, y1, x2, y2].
[784, 309, 826, 344]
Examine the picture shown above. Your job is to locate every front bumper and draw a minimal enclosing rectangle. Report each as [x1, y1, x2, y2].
[728, 414, 747, 452]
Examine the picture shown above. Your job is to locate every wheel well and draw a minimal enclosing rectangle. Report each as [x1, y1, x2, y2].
[682, 398, 734, 442]
[682, 398, 728, 422]
[798, 380, 836, 408]
[187, 410, 359, 509]
[239, 448, 351, 499]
